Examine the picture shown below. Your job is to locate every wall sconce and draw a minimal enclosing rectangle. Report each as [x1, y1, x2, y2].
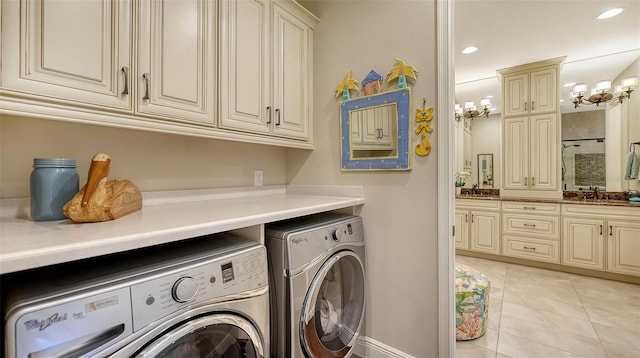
[455, 98, 492, 121]
[571, 76, 637, 108]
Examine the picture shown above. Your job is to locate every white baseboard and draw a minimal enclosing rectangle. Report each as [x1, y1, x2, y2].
[354, 336, 415, 358]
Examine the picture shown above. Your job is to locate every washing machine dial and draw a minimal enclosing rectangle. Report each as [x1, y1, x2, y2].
[331, 228, 343, 241]
[172, 276, 198, 303]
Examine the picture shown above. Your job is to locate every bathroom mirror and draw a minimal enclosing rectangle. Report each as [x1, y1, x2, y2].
[340, 88, 411, 170]
[477, 153, 494, 188]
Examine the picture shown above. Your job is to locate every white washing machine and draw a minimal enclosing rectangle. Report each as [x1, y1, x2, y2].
[266, 213, 365, 358]
[2, 234, 269, 357]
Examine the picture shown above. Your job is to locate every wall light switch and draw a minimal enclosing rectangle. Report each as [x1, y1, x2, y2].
[254, 170, 263, 186]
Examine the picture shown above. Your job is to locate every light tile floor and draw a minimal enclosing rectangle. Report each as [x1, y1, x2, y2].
[455, 255, 640, 358]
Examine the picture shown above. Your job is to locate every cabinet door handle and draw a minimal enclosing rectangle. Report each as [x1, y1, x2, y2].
[524, 246, 536, 251]
[465, 214, 468, 223]
[600, 224, 603, 236]
[609, 225, 613, 236]
[142, 73, 150, 100]
[523, 223, 536, 227]
[121, 66, 129, 95]
[524, 102, 528, 111]
[275, 108, 280, 125]
[523, 206, 536, 210]
[525, 177, 528, 186]
[266, 106, 272, 124]
[532, 177, 535, 186]
[471, 214, 474, 223]
[531, 101, 535, 110]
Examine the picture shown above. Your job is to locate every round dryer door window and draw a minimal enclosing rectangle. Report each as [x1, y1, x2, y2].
[300, 250, 365, 357]
[135, 314, 264, 358]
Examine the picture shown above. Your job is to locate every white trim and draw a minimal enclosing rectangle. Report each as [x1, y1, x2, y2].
[437, 0, 456, 357]
[354, 336, 416, 358]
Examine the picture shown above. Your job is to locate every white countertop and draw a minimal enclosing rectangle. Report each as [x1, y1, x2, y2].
[0, 185, 364, 274]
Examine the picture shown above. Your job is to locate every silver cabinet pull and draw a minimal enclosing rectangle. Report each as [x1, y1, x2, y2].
[121, 66, 129, 95]
[266, 106, 272, 124]
[524, 246, 536, 251]
[142, 73, 150, 100]
[275, 108, 280, 125]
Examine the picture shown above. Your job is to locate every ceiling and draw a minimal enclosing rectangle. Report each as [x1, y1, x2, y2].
[454, 0, 640, 115]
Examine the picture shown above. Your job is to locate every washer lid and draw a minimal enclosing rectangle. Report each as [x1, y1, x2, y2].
[134, 314, 264, 358]
[300, 251, 365, 358]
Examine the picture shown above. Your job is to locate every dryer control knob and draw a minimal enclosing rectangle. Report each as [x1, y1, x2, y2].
[331, 228, 343, 241]
[172, 277, 198, 303]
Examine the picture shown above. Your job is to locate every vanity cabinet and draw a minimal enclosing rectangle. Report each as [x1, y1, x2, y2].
[501, 201, 560, 263]
[219, 0, 317, 141]
[498, 59, 562, 198]
[562, 204, 640, 277]
[455, 199, 501, 254]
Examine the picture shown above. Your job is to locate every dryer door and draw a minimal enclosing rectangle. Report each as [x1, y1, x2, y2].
[300, 250, 365, 357]
[134, 314, 264, 358]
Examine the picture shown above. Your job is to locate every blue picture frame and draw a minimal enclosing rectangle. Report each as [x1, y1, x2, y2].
[340, 88, 412, 171]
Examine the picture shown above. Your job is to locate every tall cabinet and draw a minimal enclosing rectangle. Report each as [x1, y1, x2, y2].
[498, 58, 564, 199]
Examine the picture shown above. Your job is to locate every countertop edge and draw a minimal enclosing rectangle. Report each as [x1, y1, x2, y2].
[0, 185, 365, 274]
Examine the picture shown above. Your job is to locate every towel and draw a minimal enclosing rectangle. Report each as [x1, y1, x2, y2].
[624, 152, 640, 180]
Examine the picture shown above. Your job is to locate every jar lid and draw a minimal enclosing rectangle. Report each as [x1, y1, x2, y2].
[33, 158, 77, 168]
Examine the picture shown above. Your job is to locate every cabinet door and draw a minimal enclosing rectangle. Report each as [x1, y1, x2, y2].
[219, 0, 271, 134]
[470, 211, 500, 254]
[529, 113, 558, 190]
[503, 116, 529, 189]
[562, 217, 605, 271]
[137, 0, 216, 124]
[455, 210, 470, 249]
[463, 127, 472, 171]
[503, 73, 528, 117]
[272, 1, 311, 140]
[607, 220, 640, 277]
[1, 0, 131, 110]
[529, 68, 557, 114]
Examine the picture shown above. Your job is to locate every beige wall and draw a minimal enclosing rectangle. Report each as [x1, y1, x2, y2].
[291, 1, 440, 356]
[470, 113, 501, 188]
[1, 115, 288, 198]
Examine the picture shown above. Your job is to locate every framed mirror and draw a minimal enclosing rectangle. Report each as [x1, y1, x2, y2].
[477, 153, 493, 188]
[340, 88, 411, 170]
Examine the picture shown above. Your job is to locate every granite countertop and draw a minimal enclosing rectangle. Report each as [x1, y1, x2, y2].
[455, 193, 640, 207]
[0, 185, 365, 275]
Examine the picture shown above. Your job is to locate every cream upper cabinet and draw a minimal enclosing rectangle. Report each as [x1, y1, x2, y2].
[499, 58, 562, 198]
[502, 68, 557, 117]
[503, 114, 558, 190]
[1, 0, 132, 110]
[220, 0, 317, 141]
[350, 106, 394, 150]
[136, 0, 216, 124]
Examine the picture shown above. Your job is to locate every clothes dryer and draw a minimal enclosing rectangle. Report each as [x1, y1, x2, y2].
[266, 213, 365, 358]
[2, 234, 269, 357]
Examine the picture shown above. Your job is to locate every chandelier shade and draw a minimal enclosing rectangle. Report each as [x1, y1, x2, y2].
[455, 98, 492, 121]
[571, 76, 637, 108]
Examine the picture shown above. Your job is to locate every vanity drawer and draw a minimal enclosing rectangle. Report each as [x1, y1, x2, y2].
[456, 199, 501, 211]
[502, 235, 560, 263]
[503, 213, 559, 240]
[502, 201, 560, 215]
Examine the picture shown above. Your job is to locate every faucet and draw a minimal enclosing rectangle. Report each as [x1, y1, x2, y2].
[593, 186, 600, 200]
[472, 184, 478, 196]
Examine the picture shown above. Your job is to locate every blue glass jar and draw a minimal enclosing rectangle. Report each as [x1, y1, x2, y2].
[30, 158, 80, 221]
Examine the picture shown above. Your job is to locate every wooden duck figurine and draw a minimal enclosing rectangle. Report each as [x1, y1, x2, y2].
[63, 153, 142, 223]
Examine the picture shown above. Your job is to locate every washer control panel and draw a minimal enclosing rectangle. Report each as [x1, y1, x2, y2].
[130, 246, 267, 331]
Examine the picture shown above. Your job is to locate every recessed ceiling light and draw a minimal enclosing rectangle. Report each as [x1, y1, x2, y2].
[597, 8, 623, 19]
[564, 82, 576, 87]
[462, 46, 478, 54]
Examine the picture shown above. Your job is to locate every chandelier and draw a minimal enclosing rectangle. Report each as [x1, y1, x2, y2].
[571, 76, 638, 109]
[455, 98, 492, 121]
